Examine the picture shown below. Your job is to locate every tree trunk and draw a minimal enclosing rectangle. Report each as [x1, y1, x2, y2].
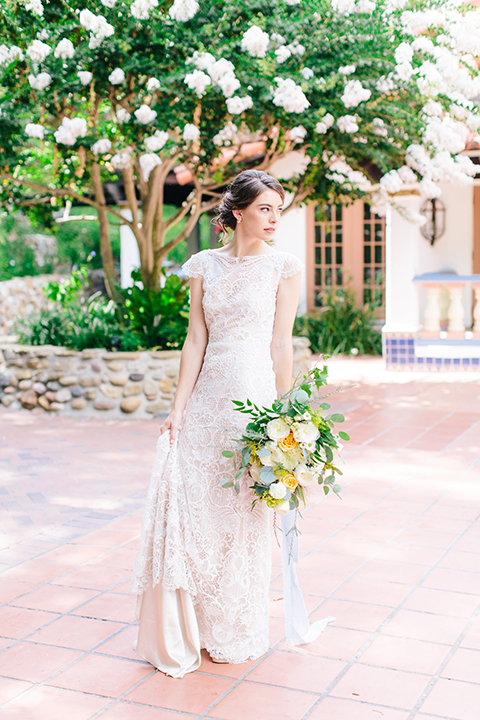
[91, 163, 121, 301]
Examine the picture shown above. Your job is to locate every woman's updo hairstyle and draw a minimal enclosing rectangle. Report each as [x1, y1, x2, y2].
[215, 169, 285, 242]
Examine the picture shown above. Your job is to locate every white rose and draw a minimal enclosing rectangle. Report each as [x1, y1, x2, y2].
[145, 130, 169, 152]
[258, 441, 276, 467]
[269, 482, 288, 499]
[28, 72, 52, 91]
[292, 421, 319, 444]
[134, 104, 157, 124]
[92, 138, 112, 155]
[183, 123, 200, 142]
[147, 77, 161, 91]
[275, 500, 291, 515]
[116, 107, 131, 122]
[266, 418, 290, 441]
[241, 25, 269, 58]
[25, 123, 45, 139]
[77, 71, 93, 85]
[109, 68, 125, 84]
[111, 151, 132, 170]
[54, 38, 75, 60]
[139, 152, 162, 181]
[248, 463, 262, 483]
[271, 445, 303, 471]
[168, 0, 199, 21]
[294, 464, 316, 487]
[26, 39, 51, 63]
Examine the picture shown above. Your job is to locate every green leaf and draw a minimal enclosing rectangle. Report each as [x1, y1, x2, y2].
[330, 414, 345, 423]
[221, 480, 233, 488]
[333, 484, 342, 493]
[323, 486, 330, 495]
[325, 446, 334, 463]
[295, 389, 309, 404]
[222, 450, 235, 458]
[338, 431, 350, 441]
[234, 481, 241, 494]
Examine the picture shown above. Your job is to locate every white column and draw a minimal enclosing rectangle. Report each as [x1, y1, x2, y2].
[446, 283, 466, 332]
[473, 284, 480, 332]
[423, 284, 442, 332]
[120, 209, 140, 288]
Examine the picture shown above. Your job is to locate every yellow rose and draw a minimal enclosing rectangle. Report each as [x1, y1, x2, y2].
[278, 432, 299, 452]
[283, 473, 298, 491]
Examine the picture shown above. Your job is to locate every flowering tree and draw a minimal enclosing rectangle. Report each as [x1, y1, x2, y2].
[1, 0, 480, 295]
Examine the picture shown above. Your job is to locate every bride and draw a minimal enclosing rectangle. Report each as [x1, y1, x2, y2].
[131, 169, 302, 677]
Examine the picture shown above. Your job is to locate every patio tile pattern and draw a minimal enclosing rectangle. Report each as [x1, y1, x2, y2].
[1, 361, 480, 719]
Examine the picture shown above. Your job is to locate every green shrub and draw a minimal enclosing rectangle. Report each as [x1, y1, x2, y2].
[294, 289, 382, 356]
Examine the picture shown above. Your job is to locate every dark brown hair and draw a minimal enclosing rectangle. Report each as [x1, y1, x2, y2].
[214, 169, 285, 239]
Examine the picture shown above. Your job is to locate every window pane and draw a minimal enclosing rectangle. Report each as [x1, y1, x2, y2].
[325, 204, 332, 221]
[375, 223, 383, 242]
[336, 246, 343, 264]
[314, 205, 324, 223]
[315, 226, 322, 244]
[374, 288, 383, 305]
[325, 227, 332, 243]
[363, 288, 371, 304]
[335, 205, 343, 222]
[364, 203, 371, 220]
[336, 227, 343, 244]
[315, 268, 322, 286]
[336, 267, 343, 286]
[364, 225, 371, 242]
[364, 267, 372, 285]
[375, 245, 382, 263]
[314, 293, 322, 307]
[375, 267, 384, 285]
[325, 268, 332, 285]
[364, 245, 371, 264]
[325, 246, 332, 265]
[315, 246, 321, 265]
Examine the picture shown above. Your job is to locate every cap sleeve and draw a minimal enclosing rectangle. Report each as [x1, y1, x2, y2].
[182, 251, 204, 278]
[281, 253, 303, 278]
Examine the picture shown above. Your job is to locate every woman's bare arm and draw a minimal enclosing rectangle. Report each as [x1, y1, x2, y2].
[270, 272, 302, 397]
[160, 275, 208, 442]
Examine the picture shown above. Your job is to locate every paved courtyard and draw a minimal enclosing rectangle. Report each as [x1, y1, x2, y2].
[0, 357, 479, 720]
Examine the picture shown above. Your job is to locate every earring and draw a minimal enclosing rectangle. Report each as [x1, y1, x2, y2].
[237, 216, 242, 223]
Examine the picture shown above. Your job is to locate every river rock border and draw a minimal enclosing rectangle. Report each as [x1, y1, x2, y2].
[0, 337, 312, 419]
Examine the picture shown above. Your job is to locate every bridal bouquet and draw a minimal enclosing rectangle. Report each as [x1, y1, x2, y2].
[221, 364, 349, 514]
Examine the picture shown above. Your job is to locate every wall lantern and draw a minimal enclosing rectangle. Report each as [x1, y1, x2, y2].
[420, 198, 446, 246]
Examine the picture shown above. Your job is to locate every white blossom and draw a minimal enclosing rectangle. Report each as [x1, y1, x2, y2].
[339, 64, 356, 75]
[184, 69, 211, 97]
[37, 30, 49, 41]
[422, 100, 443, 117]
[289, 41, 305, 56]
[372, 118, 388, 137]
[395, 62, 414, 82]
[332, 0, 356, 15]
[406, 143, 435, 176]
[208, 58, 235, 83]
[25, 123, 45, 139]
[273, 77, 310, 113]
[92, 138, 112, 155]
[213, 122, 238, 146]
[116, 107, 131, 122]
[0, 45, 23, 66]
[419, 177, 442, 198]
[147, 77, 161, 92]
[369, 190, 389, 216]
[183, 123, 200, 143]
[376, 75, 396, 94]
[316, 113, 334, 133]
[144, 130, 169, 152]
[341, 79, 371, 108]
[337, 114, 359, 133]
[411, 37, 434, 54]
[217, 74, 241, 98]
[131, 0, 158, 20]
[23, 0, 44, 17]
[285, 0, 301, 4]
[109, 68, 125, 84]
[448, 11, 480, 56]
[54, 38, 75, 60]
[226, 95, 253, 114]
[301, 67, 314, 80]
[54, 117, 87, 146]
[355, 0, 375, 12]
[380, 169, 403, 194]
[397, 165, 417, 184]
[190, 51, 215, 71]
[111, 151, 132, 169]
[134, 104, 157, 124]
[79, 9, 114, 49]
[401, 9, 445, 36]
[241, 26, 270, 59]
[101, 0, 118, 6]
[168, 0, 199, 21]
[394, 42, 413, 65]
[139, 153, 162, 181]
[275, 46, 291, 64]
[77, 70, 93, 85]
[416, 61, 444, 97]
[26, 39, 51, 63]
[423, 116, 469, 155]
[271, 33, 286, 45]
[28, 72, 52, 91]
[289, 125, 307, 143]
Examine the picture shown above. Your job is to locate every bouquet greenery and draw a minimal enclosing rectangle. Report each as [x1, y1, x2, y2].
[221, 364, 350, 514]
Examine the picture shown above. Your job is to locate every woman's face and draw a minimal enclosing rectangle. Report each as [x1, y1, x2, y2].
[234, 189, 284, 241]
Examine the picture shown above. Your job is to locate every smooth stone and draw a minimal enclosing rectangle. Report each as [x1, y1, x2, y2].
[0, 372, 11, 388]
[123, 384, 142, 397]
[149, 350, 182, 359]
[164, 362, 180, 378]
[91, 361, 102, 373]
[146, 400, 170, 414]
[20, 390, 37, 409]
[129, 373, 144, 382]
[159, 378, 173, 393]
[71, 398, 87, 410]
[16, 369, 32, 380]
[18, 379, 33, 391]
[80, 376, 100, 387]
[70, 385, 84, 397]
[110, 373, 128, 386]
[4, 386, 16, 395]
[150, 370, 165, 381]
[45, 391, 57, 402]
[107, 361, 124, 372]
[1, 395, 14, 407]
[38, 395, 50, 410]
[94, 398, 116, 411]
[59, 375, 78, 386]
[81, 349, 100, 359]
[46, 381, 59, 391]
[100, 384, 123, 399]
[120, 396, 141, 413]
[27, 358, 49, 369]
[102, 351, 139, 360]
[50, 402, 64, 411]
[33, 382, 47, 395]
[84, 388, 97, 401]
[7, 376, 18, 387]
[56, 388, 72, 403]
[47, 372, 62, 381]
[143, 379, 158, 398]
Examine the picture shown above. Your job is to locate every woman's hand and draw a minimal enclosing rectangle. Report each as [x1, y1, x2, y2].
[160, 408, 184, 443]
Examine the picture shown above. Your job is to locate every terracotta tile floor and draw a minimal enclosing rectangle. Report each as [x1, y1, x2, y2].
[1, 357, 480, 720]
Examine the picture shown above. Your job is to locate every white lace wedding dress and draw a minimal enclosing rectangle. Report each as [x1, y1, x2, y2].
[131, 248, 302, 677]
